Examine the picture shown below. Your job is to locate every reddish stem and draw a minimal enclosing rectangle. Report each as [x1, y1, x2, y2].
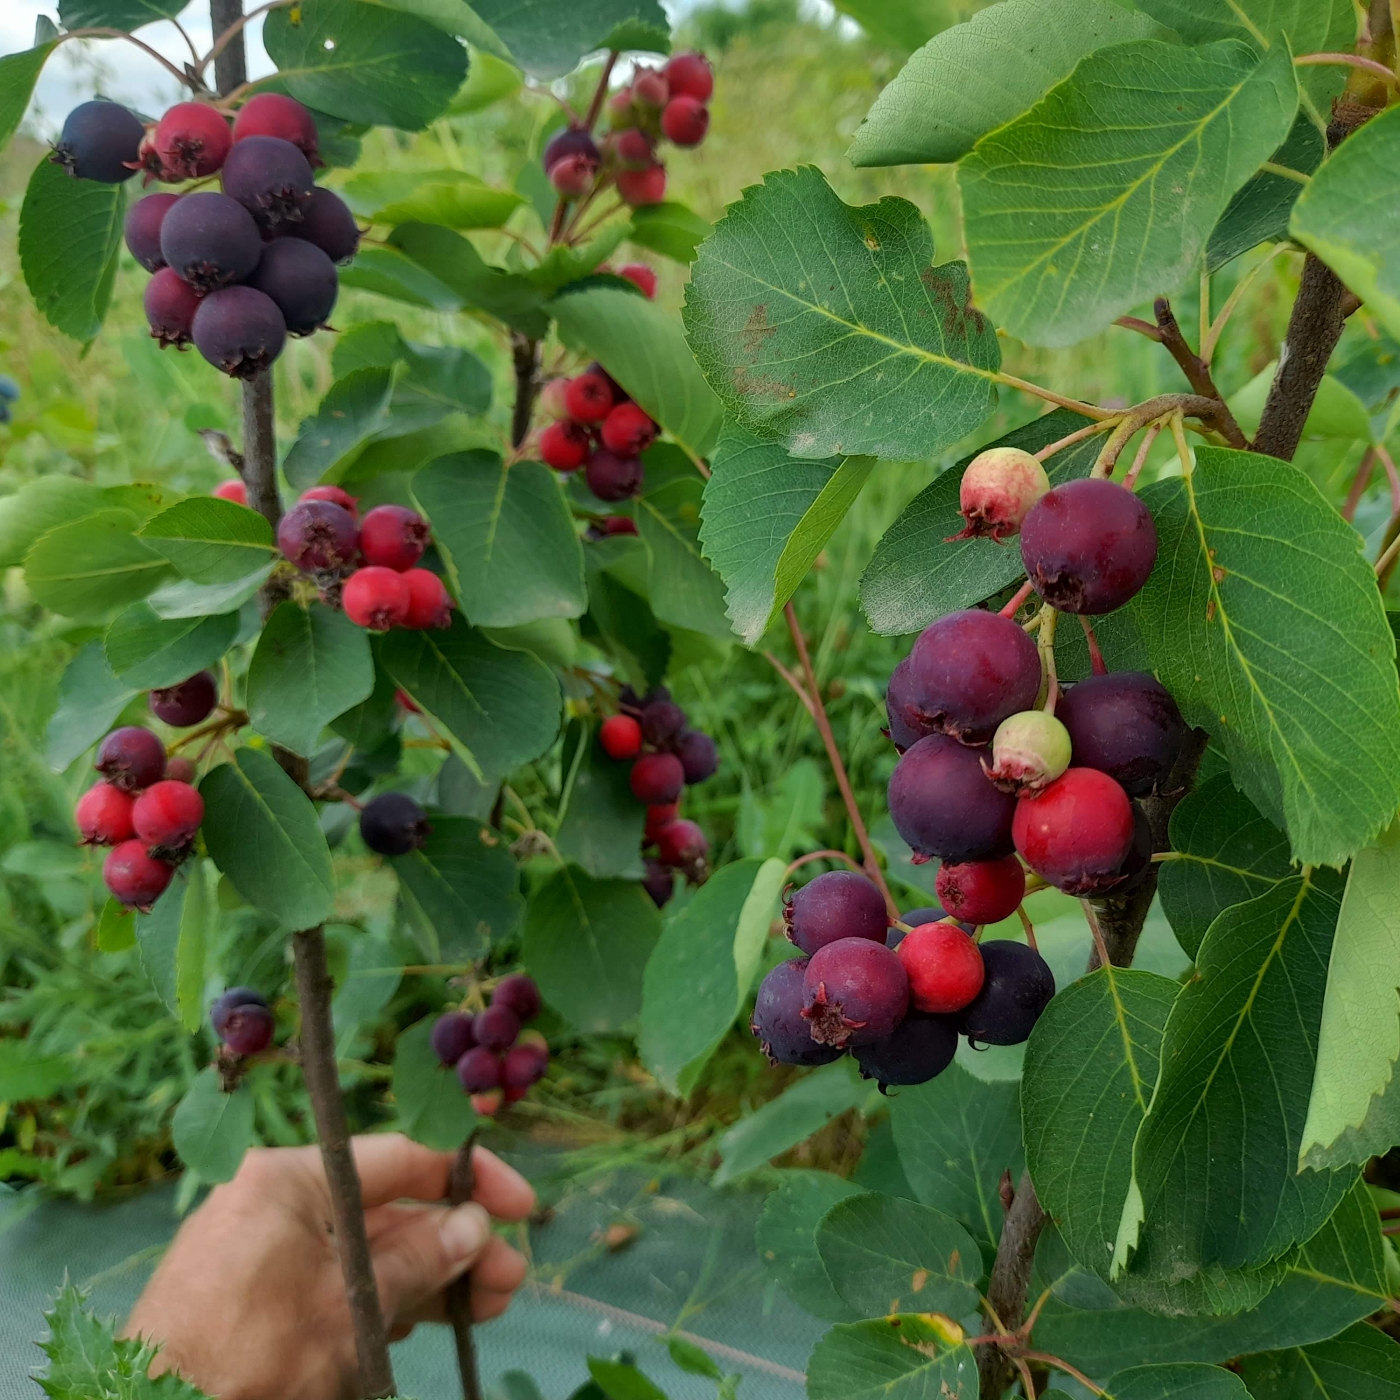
[1000, 579, 1036, 617]
[1342, 447, 1378, 522]
[583, 51, 620, 131]
[1079, 614, 1108, 675]
[784, 849, 866, 878]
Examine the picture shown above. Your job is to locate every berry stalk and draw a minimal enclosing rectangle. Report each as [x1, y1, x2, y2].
[446, 1133, 485, 1400]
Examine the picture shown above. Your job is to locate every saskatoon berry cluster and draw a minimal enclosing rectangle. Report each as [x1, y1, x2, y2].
[52, 94, 358, 378]
[431, 974, 548, 1117]
[751, 869, 1055, 1089]
[274, 487, 453, 632]
[543, 50, 714, 209]
[210, 986, 275, 1058]
[598, 685, 719, 905]
[537, 365, 660, 503]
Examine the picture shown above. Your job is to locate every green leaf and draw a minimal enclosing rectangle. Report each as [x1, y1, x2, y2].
[700, 420, 874, 645]
[1302, 818, 1400, 1167]
[389, 223, 549, 336]
[1023, 967, 1178, 1279]
[58, 0, 184, 25]
[379, 617, 560, 780]
[281, 368, 395, 491]
[1158, 774, 1295, 959]
[339, 245, 465, 312]
[24, 509, 172, 620]
[666, 1337, 721, 1380]
[1132, 447, 1400, 868]
[527, 228, 628, 297]
[554, 720, 646, 880]
[393, 815, 522, 962]
[890, 1062, 1021, 1255]
[860, 409, 1100, 635]
[639, 857, 785, 1095]
[627, 201, 712, 264]
[0, 42, 57, 155]
[137, 497, 275, 584]
[552, 285, 724, 461]
[521, 865, 660, 1034]
[103, 603, 237, 690]
[44, 642, 139, 772]
[1135, 0, 1346, 49]
[586, 1358, 668, 1400]
[757, 1170, 864, 1320]
[684, 166, 999, 461]
[1115, 875, 1354, 1289]
[816, 1193, 981, 1320]
[19, 155, 125, 343]
[849, 0, 1164, 168]
[413, 451, 585, 627]
[1230, 363, 1372, 445]
[1239, 1323, 1400, 1398]
[713, 1058, 869, 1187]
[1107, 1365, 1248, 1400]
[394, 341, 493, 418]
[391, 1015, 479, 1150]
[0, 476, 105, 570]
[0, 1040, 69, 1102]
[145, 566, 273, 620]
[582, 544, 671, 692]
[171, 1067, 254, 1184]
[135, 861, 210, 1021]
[959, 39, 1297, 348]
[342, 168, 524, 228]
[246, 602, 375, 757]
[263, 0, 467, 130]
[450, 47, 522, 112]
[636, 458, 732, 639]
[806, 1315, 976, 1400]
[94, 896, 135, 952]
[467, 0, 667, 77]
[199, 748, 336, 930]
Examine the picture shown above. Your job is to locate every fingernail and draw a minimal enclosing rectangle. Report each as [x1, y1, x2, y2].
[440, 1202, 491, 1264]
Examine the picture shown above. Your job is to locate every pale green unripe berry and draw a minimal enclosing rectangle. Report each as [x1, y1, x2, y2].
[983, 709, 1072, 794]
[952, 447, 1051, 542]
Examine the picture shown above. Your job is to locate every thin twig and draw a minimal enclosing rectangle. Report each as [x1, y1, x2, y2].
[1113, 316, 1162, 341]
[1152, 298, 1247, 448]
[1000, 579, 1036, 617]
[1015, 906, 1038, 952]
[994, 372, 1113, 420]
[1036, 605, 1059, 713]
[1374, 528, 1400, 581]
[785, 849, 867, 878]
[1032, 418, 1116, 461]
[62, 27, 194, 87]
[447, 1134, 485, 1400]
[763, 651, 815, 716]
[1122, 421, 1163, 492]
[1342, 447, 1378, 522]
[582, 52, 620, 131]
[1295, 51, 1399, 84]
[1020, 1352, 1109, 1397]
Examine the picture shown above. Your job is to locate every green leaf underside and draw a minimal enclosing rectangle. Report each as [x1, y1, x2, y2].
[1115, 875, 1353, 1289]
[959, 39, 1298, 348]
[1158, 774, 1295, 959]
[104, 603, 238, 691]
[700, 419, 873, 645]
[391, 1016, 479, 1150]
[393, 815, 522, 963]
[338, 246, 464, 312]
[58, 0, 185, 26]
[1238, 1322, 1400, 1399]
[1135, 0, 1346, 50]
[683, 166, 1001, 461]
[1292, 103, 1400, 346]
[806, 1315, 976, 1400]
[19, 156, 125, 344]
[25, 509, 171, 620]
[635, 459, 732, 639]
[758, 1170, 864, 1320]
[521, 866, 660, 1034]
[282, 367, 395, 491]
[413, 451, 586, 628]
[467, 0, 667, 78]
[45, 643, 138, 773]
[198, 749, 335, 930]
[860, 408, 1099, 636]
[138, 497, 275, 583]
[341, 169, 524, 229]
[0, 43, 57, 153]
[246, 603, 375, 757]
[848, 0, 1165, 168]
[1023, 967, 1178, 1278]
[553, 721, 646, 880]
[1107, 1364, 1248, 1400]
[171, 1067, 254, 1184]
[551, 286, 724, 461]
[1133, 448, 1400, 867]
[145, 567, 272, 620]
[816, 1193, 981, 1320]
[262, 0, 467, 130]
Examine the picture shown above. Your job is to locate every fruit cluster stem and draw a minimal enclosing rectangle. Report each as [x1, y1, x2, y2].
[1150, 298, 1247, 448]
[446, 1134, 485, 1400]
[293, 926, 397, 1399]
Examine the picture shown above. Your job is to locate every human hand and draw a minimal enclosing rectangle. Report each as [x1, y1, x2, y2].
[125, 1133, 535, 1400]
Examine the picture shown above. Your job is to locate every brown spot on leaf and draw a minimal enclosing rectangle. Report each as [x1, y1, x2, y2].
[1206, 600, 1216, 622]
[733, 365, 797, 400]
[742, 304, 776, 357]
[1212, 565, 1226, 583]
[911, 1268, 929, 1292]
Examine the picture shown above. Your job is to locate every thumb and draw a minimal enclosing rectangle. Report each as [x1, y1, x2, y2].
[373, 1201, 493, 1320]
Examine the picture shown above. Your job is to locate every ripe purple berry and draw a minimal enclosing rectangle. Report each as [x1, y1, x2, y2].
[888, 733, 1017, 862]
[801, 937, 909, 1047]
[431, 1012, 476, 1066]
[674, 730, 718, 783]
[211, 987, 275, 1056]
[906, 609, 1043, 745]
[751, 958, 842, 1067]
[643, 858, 674, 907]
[359, 792, 431, 856]
[158, 191, 262, 292]
[124, 193, 179, 272]
[542, 126, 600, 173]
[282, 186, 360, 264]
[457, 1046, 501, 1093]
[493, 974, 541, 1021]
[474, 1004, 520, 1051]
[785, 870, 889, 956]
[220, 135, 315, 231]
[1020, 477, 1158, 614]
[96, 726, 166, 792]
[630, 752, 684, 805]
[248, 237, 338, 336]
[191, 286, 287, 379]
[1055, 671, 1185, 798]
[958, 940, 1055, 1046]
[502, 1042, 548, 1090]
[277, 499, 359, 572]
[149, 671, 218, 728]
[51, 100, 143, 182]
[586, 448, 644, 502]
[640, 697, 687, 747]
[144, 269, 203, 350]
[885, 656, 936, 752]
[855, 1011, 958, 1089]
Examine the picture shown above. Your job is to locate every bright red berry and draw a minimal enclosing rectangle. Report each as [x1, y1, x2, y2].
[539, 420, 591, 472]
[359, 504, 429, 572]
[132, 779, 205, 850]
[617, 163, 667, 206]
[104, 840, 174, 910]
[299, 484, 359, 518]
[618, 263, 657, 298]
[801, 937, 909, 1047]
[599, 714, 644, 760]
[601, 515, 637, 536]
[96, 727, 166, 792]
[75, 783, 136, 846]
[232, 93, 319, 161]
[212, 479, 247, 504]
[277, 499, 359, 572]
[342, 566, 411, 630]
[935, 855, 1026, 927]
[600, 402, 658, 456]
[1012, 767, 1135, 896]
[402, 569, 453, 629]
[154, 102, 231, 179]
[785, 870, 889, 956]
[644, 802, 678, 840]
[654, 818, 708, 871]
[149, 671, 218, 728]
[565, 372, 615, 424]
[661, 95, 709, 147]
[144, 268, 203, 350]
[664, 52, 714, 102]
[630, 752, 685, 804]
[949, 447, 1050, 542]
[896, 921, 985, 1014]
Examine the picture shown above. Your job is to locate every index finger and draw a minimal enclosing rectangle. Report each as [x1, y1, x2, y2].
[350, 1134, 535, 1221]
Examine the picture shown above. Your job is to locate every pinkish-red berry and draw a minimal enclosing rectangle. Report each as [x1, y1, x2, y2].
[75, 783, 135, 846]
[474, 1004, 520, 1051]
[540, 419, 591, 472]
[644, 802, 678, 839]
[154, 102, 231, 179]
[601, 515, 637, 536]
[232, 93, 319, 161]
[617, 163, 667, 206]
[599, 714, 644, 760]
[342, 566, 411, 630]
[896, 921, 985, 1014]
[801, 937, 908, 1047]
[277, 499, 358, 572]
[402, 569, 453, 629]
[618, 263, 657, 298]
[549, 152, 597, 197]
[1012, 767, 1135, 895]
[600, 402, 658, 456]
[613, 129, 654, 169]
[663, 52, 714, 102]
[132, 779, 204, 850]
[631, 70, 669, 109]
[299, 484, 359, 517]
[164, 756, 197, 784]
[212, 479, 247, 504]
[935, 855, 1026, 927]
[565, 372, 614, 424]
[630, 752, 684, 805]
[96, 727, 166, 792]
[358, 504, 428, 572]
[661, 95, 709, 147]
[654, 818, 707, 871]
[502, 1043, 547, 1090]
[144, 268, 203, 350]
[104, 840, 173, 909]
